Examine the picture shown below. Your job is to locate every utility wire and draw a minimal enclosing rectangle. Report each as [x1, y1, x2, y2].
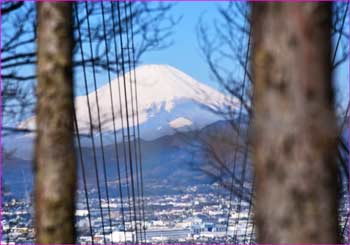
[242, 177, 255, 244]
[110, 2, 135, 241]
[232, 135, 250, 242]
[73, 111, 94, 243]
[75, 2, 107, 243]
[249, 221, 255, 244]
[100, 2, 127, 243]
[128, 2, 147, 242]
[117, 1, 140, 242]
[123, 2, 145, 242]
[84, 2, 114, 239]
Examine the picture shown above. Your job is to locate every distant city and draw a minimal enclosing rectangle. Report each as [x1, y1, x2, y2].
[2, 182, 349, 244]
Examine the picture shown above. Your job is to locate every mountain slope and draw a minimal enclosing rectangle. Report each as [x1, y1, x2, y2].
[19, 64, 237, 141]
[4, 120, 251, 199]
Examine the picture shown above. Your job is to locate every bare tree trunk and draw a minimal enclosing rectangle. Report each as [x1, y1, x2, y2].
[251, 3, 339, 243]
[35, 3, 76, 243]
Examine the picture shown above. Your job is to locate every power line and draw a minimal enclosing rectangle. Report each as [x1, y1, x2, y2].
[123, 2, 146, 242]
[100, 2, 127, 243]
[242, 177, 255, 244]
[110, 2, 135, 241]
[73, 111, 94, 243]
[232, 138, 250, 242]
[249, 221, 255, 244]
[116, 1, 140, 242]
[84, 2, 114, 239]
[74, 2, 107, 243]
[128, 2, 147, 241]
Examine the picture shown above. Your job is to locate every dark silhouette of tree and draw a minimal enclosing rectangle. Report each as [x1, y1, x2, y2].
[194, 3, 348, 242]
[251, 3, 338, 243]
[35, 2, 76, 243]
[195, 1, 349, 202]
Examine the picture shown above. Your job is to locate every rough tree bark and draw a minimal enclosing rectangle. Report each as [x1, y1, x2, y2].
[35, 3, 76, 243]
[251, 3, 339, 243]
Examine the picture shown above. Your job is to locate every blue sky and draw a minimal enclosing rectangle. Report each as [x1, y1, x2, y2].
[139, 2, 349, 112]
[72, 2, 348, 111]
[4, 2, 348, 124]
[74, 2, 225, 94]
[140, 2, 221, 88]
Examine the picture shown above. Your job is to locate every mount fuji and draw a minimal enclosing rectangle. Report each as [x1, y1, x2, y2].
[18, 64, 237, 146]
[4, 64, 242, 196]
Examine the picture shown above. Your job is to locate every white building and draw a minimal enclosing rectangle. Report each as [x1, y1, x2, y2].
[111, 231, 134, 243]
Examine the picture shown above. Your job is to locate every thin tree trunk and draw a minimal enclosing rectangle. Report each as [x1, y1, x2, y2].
[251, 3, 339, 243]
[35, 2, 76, 243]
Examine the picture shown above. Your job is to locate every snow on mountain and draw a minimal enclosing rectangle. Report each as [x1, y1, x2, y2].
[169, 117, 193, 129]
[19, 64, 237, 142]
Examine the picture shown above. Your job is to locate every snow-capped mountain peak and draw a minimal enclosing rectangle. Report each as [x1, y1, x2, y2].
[19, 64, 238, 140]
